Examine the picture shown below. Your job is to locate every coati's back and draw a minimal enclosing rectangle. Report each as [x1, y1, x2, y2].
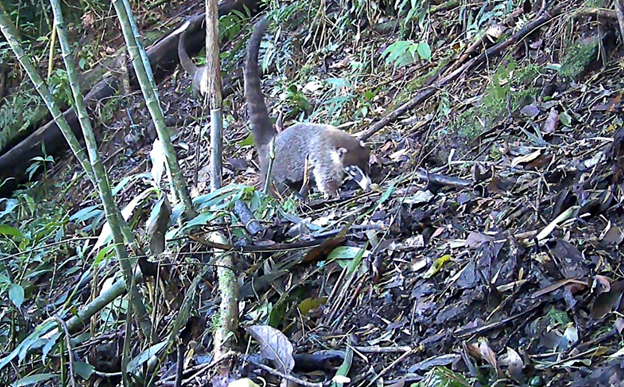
[244, 17, 371, 198]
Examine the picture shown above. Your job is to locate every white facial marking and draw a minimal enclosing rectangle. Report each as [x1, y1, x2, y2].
[330, 149, 343, 166]
[344, 166, 371, 191]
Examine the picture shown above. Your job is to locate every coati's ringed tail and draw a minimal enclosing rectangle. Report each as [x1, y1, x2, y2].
[177, 21, 208, 97]
[244, 16, 274, 150]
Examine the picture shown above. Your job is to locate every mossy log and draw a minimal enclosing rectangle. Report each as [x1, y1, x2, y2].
[0, 0, 261, 197]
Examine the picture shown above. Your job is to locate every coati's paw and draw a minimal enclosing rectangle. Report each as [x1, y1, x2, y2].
[320, 180, 341, 200]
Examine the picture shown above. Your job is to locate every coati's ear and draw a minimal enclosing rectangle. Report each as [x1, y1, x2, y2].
[359, 141, 367, 148]
[337, 147, 348, 158]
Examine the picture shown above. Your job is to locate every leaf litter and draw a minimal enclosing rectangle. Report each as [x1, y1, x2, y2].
[6, 0, 624, 386]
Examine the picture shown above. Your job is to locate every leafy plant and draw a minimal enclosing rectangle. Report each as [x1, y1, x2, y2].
[394, 0, 429, 37]
[462, 0, 514, 41]
[451, 58, 541, 139]
[0, 92, 47, 152]
[381, 40, 431, 69]
[415, 366, 473, 387]
[219, 9, 251, 42]
[25, 150, 55, 181]
[559, 36, 600, 81]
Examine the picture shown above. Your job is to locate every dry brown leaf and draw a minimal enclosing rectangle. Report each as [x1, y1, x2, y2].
[543, 107, 558, 134]
[511, 150, 541, 168]
[246, 325, 295, 373]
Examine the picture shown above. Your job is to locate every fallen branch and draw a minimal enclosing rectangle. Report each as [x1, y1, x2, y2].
[242, 355, 326, 387]
[188, 233, 330, 253]
[415, 168, 472, 189]
[454, 301, 544, 338]
[0, 0, 261, 197]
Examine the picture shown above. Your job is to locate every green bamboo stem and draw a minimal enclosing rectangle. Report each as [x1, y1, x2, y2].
[49, 0, 152, 338]
[0, 3, 94, 183]
[111, 0, 197, 219]
[121, 0, 160, 105]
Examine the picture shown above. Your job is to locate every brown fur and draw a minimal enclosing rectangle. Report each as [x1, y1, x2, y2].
[244, 17, 371, 198]
[178, 27, 207, 98]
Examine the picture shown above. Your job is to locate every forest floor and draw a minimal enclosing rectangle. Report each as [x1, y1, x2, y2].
[4, 0, 624, 386]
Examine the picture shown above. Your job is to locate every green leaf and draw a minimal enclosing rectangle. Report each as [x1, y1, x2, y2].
[8, 284, 24, 309]
[331, 344, 353, 387]
[237, 132, 255, 147]
[69, 205, 102, 223]
[0, 224, 23, 239]
[0, 198, 18, 219]
[0, 320, 56, 371]
[94, 245, 116, 266]
[382, 40, 412, 63]
[417, 42, 432, 61]
[41, 331, 60, 364]
[298, 297, 327, 315]
[559, 111, 572, 127]
[424, 254, 451, 278]
[327, 246, 366, 262]
[126, 341, 167, 373]
[74, 362, 95, 380]
[11, 373, 58, 386]
[180, 211, 222, 232]
[346, 243, 367, 275]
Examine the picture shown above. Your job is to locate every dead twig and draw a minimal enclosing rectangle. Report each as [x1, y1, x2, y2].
[243, 355, 327, 387]
[53, 315, 77, 387]
[454, 301, 545, 338]
[363, 349, 414, 387]
[573, 8, 618, 19]
[155, 351, 236, 386]
[352, 345, 413, 353]
[188, 233, 330, 253]
[415, 168, 472, 189]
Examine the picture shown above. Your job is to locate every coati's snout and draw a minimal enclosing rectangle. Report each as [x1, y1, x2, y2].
[338, 146, 371, 192]
[344, 165, 371, 191]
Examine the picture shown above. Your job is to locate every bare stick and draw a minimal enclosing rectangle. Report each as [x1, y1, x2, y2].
[243, 356, 326, 387]
[263, 137, 276, 195]
[53, 315, 77, 387]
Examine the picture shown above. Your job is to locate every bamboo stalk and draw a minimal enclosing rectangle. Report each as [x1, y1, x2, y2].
[205, 0, 223, 191]
[0, 2, 94, 182]
[49, 0, 152, 338]
[112, 0, 197, 219]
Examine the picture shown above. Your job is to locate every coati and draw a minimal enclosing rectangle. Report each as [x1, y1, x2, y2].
[244, 17, 372, 198]
[177, 22, 208, 98]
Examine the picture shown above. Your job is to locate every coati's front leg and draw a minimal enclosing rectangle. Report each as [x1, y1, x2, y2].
[312, 166, 341, 199]
[296, 156, 312, 200]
